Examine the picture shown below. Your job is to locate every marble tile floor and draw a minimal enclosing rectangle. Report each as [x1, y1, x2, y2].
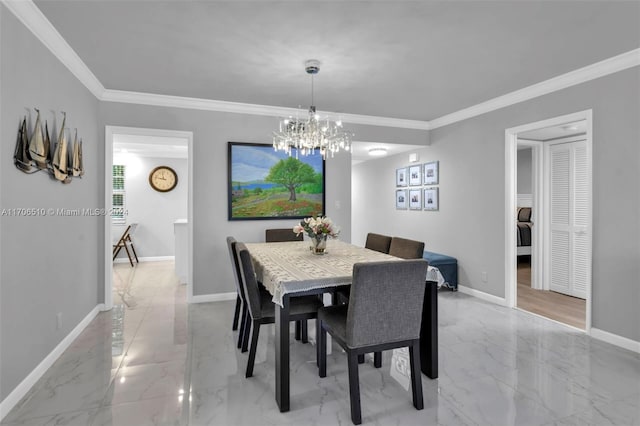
[2, 260, 639, 425]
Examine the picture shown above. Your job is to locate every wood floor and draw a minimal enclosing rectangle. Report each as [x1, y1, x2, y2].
[517, 260, 586, 329]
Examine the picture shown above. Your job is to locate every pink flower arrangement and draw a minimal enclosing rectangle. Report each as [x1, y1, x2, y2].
[293, 215, 340, 239]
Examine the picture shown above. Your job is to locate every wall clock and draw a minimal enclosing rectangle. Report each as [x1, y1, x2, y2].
[149, 166, 178, 192]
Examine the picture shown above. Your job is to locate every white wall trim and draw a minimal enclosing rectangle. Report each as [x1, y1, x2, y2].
[113, 256, 175, 264]
[0, 305, 101, 421]
[191, 292, 237, 304]
[505, 110, 593, 332]
[100, 89, 430, 130]
[429, 49, 640, 129]
[105, 126, 194, 308]
[457, 285, 507, 306]
[591, 328, 640, 354]
[1, 0, 105, 99]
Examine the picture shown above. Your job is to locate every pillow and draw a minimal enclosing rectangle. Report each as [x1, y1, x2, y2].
[517, 207, 532, 222]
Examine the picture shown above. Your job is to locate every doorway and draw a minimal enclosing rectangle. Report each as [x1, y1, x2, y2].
[505, 111, 592, 332]
[104, 126, 194, 310]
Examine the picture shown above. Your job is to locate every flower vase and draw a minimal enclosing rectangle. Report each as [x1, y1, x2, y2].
[310, 234, 328, 254]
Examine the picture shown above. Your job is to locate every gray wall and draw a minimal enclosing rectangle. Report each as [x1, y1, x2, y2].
[517, 147, 532, 194]
[99, 103, 395, 297]
[112, 156, 188, 258]
[0, 6, 100, 400]
[353, 67, 640, 342]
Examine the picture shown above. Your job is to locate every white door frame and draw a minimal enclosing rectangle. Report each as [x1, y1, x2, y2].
[515, 139, 543, 290]
[104, 126, 194, 310]
[504, 110, 592, 333]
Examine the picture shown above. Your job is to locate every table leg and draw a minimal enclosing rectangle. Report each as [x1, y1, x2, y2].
[420, 281, 438, 378]
[275, 295, 290, 412]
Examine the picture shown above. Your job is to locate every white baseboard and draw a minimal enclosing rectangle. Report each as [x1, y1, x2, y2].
[113, 256, 175, 264]
[0, 305, 101, 421]
[457, 284, 508, 306]
[190, 292, 236, 304]
[591, 328, 640, 354]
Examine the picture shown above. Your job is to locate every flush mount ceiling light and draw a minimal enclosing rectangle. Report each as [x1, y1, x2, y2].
[368, 147, 388, 156]
[273, 60, 353, 159]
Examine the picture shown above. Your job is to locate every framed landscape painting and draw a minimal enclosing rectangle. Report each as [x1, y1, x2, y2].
[228, 142, 325, 220]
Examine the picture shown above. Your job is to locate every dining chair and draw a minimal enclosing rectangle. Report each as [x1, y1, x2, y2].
[113, 223, 139, 267]
[317, 260, 428, 425]
[265, 228, 303, 242]
[337, 232, 393, 306]
[364, 233, 392, 254]
[235, 242, 324, 377]
[226, 237, 251, 351]
[388, 237, 425, 260]
[265, 227, 308, 342]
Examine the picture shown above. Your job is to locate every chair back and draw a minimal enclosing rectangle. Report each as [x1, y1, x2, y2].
[265, 228, 303, 242]
[346, 260, 428, 347]
[389, 237, 425, 259]
[365, 233, 392, 254]
[226, 237, 246, 303]
[127, 223, 138, 238]
[235, 242, 264, 319]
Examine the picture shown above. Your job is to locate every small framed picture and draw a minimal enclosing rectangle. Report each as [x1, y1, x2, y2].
[409, 189, 422, 210]
[409, 165, 421, 186]
[396, 189, 408, 210]
[396, 168, 407, 187]
[424, 187, 439, 211]
[423, 161, 439, 185]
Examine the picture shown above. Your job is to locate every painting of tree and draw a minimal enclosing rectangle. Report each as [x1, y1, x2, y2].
[228, 142, 325, 220]
[265, 157, 316, 202]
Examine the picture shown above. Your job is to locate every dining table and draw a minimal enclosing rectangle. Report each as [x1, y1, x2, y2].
[245, 239, 438, 413]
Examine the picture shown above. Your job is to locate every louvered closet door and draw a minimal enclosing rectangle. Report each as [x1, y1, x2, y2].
[549, 140, 589, 299]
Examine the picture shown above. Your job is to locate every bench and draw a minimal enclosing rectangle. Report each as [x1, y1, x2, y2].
[423, 251, 458, 291]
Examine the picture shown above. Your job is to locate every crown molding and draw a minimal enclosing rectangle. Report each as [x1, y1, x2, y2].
[429, 48, 640, 129]
[5, 0, 638, 132]
[101, 89, 431, 130]
[2, 0, 105, 98]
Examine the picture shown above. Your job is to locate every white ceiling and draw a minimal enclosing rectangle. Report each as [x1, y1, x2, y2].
[351, 141, 423, 165]
[518, 120, 587, 141]
[113, 134, 188, 159]
[33, 1, 640, 122]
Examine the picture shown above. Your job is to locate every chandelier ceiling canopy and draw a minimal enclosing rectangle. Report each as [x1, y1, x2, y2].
[273, 60, 353, 159]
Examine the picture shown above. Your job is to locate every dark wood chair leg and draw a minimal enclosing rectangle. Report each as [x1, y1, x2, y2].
[112, 245, 121, 260]
[129, 243, 139, 263]
[232, 296, 241, 331]
[237, 304, 248, 349]
[374, 351, 382, 368]
[357, 354, 365, 364]
[246, 320, 261, 378]
[347, 351, 362, 425]
[318, 321, 327, 378]
[301, 320, 308, 343]
[124, 244, 134, 267]
[241, 309, 251, 352]
[409, 341, 424, 410]
[295, 321, 302, 341]
[316, 319, 321, 367]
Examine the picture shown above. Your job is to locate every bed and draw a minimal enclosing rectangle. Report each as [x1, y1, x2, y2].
[517, 207, 532, 256]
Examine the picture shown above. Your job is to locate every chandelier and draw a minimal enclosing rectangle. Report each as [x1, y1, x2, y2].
[273, 60, 353, 158]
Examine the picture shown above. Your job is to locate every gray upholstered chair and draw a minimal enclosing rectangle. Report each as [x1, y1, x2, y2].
[389, 237, 425, 260]
[317, 260, 429, 425]
[226, 237, 250, 351]
[265, 227, 308, 342]
[265, 228, 303, 242]
[235, 242, 323, 378]
[337, 232, 393, 305]
[364, 232, 392, 254]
